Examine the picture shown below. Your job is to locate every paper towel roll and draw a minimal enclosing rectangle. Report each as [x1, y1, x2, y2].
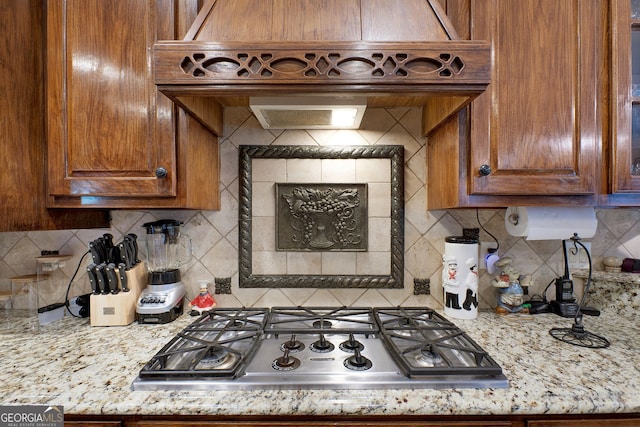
[505, 207, 597, 240]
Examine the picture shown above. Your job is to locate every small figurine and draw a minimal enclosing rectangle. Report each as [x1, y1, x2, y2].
[442, 255, 461, 309]
[462, 257, 479, 311]
[189, 281, 216, 316]
[491, 257, 528, 315]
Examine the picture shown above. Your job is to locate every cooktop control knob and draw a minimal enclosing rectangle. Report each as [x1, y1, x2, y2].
[344, 347, 372, 371]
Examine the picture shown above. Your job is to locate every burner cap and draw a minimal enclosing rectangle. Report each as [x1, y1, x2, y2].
[230, 319, 246, 327]
[415, 344, 444, 367]
[195, 346, 238, 370]
[312, 320, 333, 329]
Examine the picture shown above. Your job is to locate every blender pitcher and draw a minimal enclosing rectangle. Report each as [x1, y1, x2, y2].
[142, 219, 192, 281]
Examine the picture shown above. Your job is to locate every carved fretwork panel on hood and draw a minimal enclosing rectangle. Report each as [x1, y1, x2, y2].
[175, 48, 467, 81]
[157, 44, 486, 85]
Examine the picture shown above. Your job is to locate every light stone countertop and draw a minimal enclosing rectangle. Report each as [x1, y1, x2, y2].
[0, 308, 638, 417]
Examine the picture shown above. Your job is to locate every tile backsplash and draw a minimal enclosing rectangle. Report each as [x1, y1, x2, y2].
[1, 107, 639, 311]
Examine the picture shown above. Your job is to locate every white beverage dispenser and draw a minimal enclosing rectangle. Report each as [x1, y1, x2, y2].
[443, 236, 479, 320]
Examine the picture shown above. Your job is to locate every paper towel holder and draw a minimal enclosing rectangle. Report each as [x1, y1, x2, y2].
[507, 208, 520, 226]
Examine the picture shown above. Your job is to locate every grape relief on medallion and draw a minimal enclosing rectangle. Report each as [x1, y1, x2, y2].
[276, 183, 368, 251]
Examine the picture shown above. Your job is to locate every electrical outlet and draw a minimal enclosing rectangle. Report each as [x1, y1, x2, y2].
[567, 241, 591, 270]
[480, 241, 499, 269]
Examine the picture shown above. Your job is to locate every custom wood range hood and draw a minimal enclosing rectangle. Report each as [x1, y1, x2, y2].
[153, 0, 491, 135]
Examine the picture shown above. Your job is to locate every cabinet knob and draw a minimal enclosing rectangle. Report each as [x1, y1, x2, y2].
[479, 164, 492, 176]
[155, 167, 168, 179]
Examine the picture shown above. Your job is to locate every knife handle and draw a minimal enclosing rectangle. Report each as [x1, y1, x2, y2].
[89, 241, 102, 264]
[103, 233, 114, 248]
[95, 263, 108, 294]
[118, 242, 129, 267]
[117, 263, 130, 292]
[106, 263, 120, 294]
[87, 264, 100, 295]
[127, 234, 140, 264]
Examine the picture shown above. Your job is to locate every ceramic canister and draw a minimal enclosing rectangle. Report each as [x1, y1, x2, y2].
[443, 236, 479, 320]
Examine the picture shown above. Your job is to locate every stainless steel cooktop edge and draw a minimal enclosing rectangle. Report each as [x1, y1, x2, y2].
[131, 374, 509, 391]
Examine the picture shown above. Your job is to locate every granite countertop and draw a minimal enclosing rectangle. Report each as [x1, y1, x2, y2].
[0, 308, 638, 418]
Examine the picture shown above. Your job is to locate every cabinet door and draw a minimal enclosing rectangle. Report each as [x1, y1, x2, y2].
[46, 0, 176, 202]
[468, 0, 604, 196]
[611, 0, 640, 193]
[0, 0, 108, 230]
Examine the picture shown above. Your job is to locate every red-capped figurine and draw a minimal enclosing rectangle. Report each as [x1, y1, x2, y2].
[189, 282, 216, 316]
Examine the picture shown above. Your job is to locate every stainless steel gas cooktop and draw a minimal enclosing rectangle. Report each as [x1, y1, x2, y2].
[132, 307, 508, 390]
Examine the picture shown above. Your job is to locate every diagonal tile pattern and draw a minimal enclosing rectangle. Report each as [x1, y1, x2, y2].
[0, 108, 638, 313]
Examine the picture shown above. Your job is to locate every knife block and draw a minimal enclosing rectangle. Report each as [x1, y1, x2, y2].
[90, 263, 146, 327]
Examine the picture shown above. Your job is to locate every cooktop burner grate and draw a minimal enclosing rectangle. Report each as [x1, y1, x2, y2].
[265, 306, 378, 334]
[373, 307, 503, 377]
[138, 307, 268, 379]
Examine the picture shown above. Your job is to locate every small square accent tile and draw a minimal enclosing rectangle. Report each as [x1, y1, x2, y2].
[214, 277, 232, 294]
[413, 278, 431, 295]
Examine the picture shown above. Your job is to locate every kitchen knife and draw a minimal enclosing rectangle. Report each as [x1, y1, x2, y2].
[103, 233, 115, 261]
[119, 239, 135, 269]
[127, 233, 140, 264]
[94, 263, 109, 294]
[89, 240, 103, 264]
[109, 244, 121, 265]
[103, 233, 114, 247]
[86, 264, 100, 295]
[96, 237, 108, 263]
[117, 263, 130, 292]
[117, 241, 130, 268]
[106, 263, 120, 294]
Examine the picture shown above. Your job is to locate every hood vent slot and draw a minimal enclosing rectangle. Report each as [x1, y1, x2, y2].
[250, 96, 366, 129]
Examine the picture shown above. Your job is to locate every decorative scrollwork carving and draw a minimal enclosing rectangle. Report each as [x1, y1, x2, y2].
[177, 49, 465, 81]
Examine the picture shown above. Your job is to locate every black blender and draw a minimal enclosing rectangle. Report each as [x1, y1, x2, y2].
[136, 219, 191, 324]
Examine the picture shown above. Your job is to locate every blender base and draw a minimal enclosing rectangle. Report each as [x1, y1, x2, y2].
[136, 281, 186, 324]
[137, 298, 184, 324]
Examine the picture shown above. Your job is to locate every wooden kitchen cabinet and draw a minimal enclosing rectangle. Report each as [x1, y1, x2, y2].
[427, 0, 607, 208]
[46, 0, 220, 209]
[609, 0, 640, 203]
[0, 0, 108, 231]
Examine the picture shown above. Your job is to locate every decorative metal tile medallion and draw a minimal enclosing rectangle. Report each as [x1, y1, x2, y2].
[276, 184, 368, 251]
[238, 145, 404, 289]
